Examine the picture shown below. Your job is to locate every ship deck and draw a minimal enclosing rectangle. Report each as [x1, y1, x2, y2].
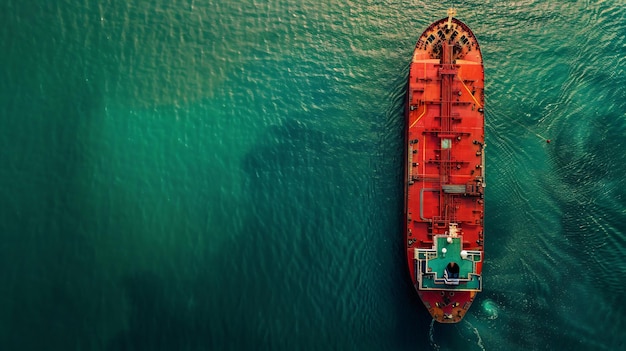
[405, 11, 485, 323]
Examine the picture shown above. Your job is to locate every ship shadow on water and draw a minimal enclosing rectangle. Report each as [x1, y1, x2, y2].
[244, 119, 341, 347]
[107, 271, 209, 351]
[235, 117, 377, 349]
[0, 60, 115, 348]
[236, 115, 435, 349]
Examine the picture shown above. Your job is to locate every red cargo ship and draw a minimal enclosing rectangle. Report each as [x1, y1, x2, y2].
[405, 9, 485, 323]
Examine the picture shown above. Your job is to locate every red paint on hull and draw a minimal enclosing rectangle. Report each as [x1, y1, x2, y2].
[405, 14, 485, 323]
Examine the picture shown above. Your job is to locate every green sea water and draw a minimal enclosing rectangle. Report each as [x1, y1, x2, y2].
[1, 0, 625, 350]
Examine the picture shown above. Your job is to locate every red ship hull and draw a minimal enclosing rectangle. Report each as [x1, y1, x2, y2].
[405, 13, 485, 323]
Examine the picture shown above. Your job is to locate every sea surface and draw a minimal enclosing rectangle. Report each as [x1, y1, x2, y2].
[1, 0, 625, 350]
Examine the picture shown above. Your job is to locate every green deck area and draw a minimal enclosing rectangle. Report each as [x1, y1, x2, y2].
[415, 235, 482, 291]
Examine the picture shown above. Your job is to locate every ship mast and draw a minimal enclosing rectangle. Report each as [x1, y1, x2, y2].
[446, 8, 456, 29]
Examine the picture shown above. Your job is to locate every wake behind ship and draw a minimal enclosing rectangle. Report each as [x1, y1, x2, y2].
[404, 9, 485, 323]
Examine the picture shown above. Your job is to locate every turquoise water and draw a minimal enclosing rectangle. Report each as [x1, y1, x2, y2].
[1, 0, 625, 350]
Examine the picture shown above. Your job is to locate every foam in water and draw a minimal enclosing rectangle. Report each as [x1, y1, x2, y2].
[480, 299, 499, 320]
